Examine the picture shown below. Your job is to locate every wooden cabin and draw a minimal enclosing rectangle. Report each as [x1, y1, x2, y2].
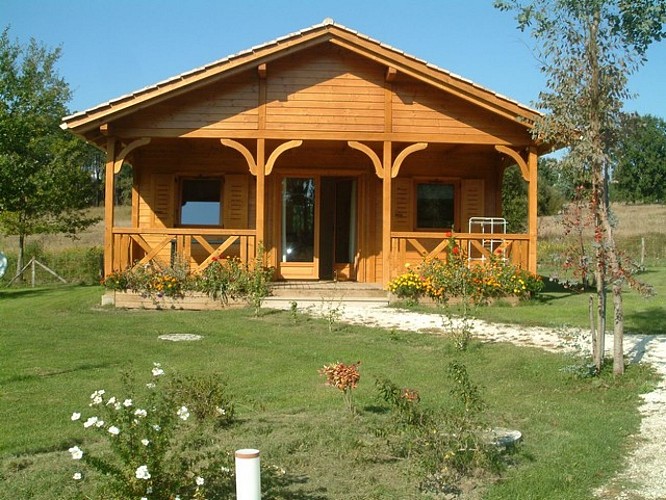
[62, 20, 544, 285]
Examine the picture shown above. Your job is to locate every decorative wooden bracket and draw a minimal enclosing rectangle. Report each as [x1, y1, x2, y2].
[221, 139, 258, 175]
[265, 140, 302, 175]
[385, 66, 397, 82]
[221, 138, 302, 176]
[348, 141, 384, 178]
[348, 141, 428, 179]
[113, 137, 151, 174]
[495, 145, 529, 181]
[391, 142, 428, 178]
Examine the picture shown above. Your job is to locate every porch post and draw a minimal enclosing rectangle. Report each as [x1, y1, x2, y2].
[382, 141, 392, 286]
[103, 137, 116, 276]
[256, 138, 266, 255]
[527, 147, 538, 274]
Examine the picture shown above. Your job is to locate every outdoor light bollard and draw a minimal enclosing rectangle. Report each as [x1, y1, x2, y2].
[235, 448, 261, 500]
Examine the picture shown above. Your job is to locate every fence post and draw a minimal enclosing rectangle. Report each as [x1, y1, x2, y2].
[235, 448, 260, 500]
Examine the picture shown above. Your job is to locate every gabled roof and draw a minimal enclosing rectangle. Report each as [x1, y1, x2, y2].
[62, 19, 541, 138]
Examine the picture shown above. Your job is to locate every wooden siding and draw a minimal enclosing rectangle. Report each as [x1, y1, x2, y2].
[114, 72, 259, 132]
[392, 80, 530, 144]
[266, 47, 385, 133]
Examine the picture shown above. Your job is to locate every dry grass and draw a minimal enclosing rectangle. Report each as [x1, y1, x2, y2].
[539, 203, 666, 239]
[0, 206, 131, 253]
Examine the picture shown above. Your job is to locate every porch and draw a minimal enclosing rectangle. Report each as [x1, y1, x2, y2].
[109, 225, 532, 281]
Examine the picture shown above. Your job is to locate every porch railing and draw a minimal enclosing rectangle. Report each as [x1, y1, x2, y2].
[111, 227, 257, 273]
[390, 232, 530, 277]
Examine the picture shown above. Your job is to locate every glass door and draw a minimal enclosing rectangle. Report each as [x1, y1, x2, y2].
[280, 177, 317, 279]
[279, 176, 357, 280]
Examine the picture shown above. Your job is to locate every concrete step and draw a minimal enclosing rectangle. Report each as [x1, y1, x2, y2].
[263, 295, 389, 309]
[270, 287, 388, 299]
[265, 281, 390, 309]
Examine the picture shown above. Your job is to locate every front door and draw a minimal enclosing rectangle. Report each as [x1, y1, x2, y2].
[279, 176, 357, 280]
[319, 177, 357, 280]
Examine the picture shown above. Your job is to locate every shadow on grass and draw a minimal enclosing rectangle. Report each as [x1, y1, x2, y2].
[0, 286, 64, 300]
[625, 306, 666, 335]
[262, 469, 329, 500]
[363, 404, 390, 415]
[527, 275, 588, 304]
[1, 361, 116, 385]
[0, 283, 96, 299]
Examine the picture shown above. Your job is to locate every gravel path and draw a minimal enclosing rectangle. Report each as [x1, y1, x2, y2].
[271, 303, 666, 499]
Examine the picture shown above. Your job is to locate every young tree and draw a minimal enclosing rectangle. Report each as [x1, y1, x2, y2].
[0, 27, 98, 277]
[613, 114, 666, 203]
[495, 0, 664, 374]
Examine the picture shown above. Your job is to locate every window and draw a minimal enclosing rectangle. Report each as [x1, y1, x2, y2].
[180, 178, 222, 226]
[416, 183, 454, 229]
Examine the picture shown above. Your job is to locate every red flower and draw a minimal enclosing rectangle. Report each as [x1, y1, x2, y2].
[444, 231, 452, 238]
[211, 256, 219, 262]
[452, 246, 460, 256]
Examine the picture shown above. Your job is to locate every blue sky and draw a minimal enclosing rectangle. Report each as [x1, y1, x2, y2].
[3, 0, 665, 119]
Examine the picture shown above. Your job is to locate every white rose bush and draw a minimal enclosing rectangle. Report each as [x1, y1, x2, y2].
[66, 363, 236, 499]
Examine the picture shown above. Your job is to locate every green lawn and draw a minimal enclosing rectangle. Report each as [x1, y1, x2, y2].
[462, 265, 666, 335]
[0, 285, 659, 499]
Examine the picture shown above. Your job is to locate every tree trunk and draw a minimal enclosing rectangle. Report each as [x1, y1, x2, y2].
[589, 295, 598, 361]
[612, 283, 624, 375]
[599, 200, 625, 375]
[593, 197, 606, 372]
[594, 264, 606, 371]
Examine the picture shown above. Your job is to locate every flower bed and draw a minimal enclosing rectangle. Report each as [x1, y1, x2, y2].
[106, 291, 244, 310]
[387, 235, 543, 305]
[101, 253, 274, 313]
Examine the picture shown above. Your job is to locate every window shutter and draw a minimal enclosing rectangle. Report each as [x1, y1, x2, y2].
[460, 179, 484, 231]
[223, 174, 249, 229]
[391, 178, 412, 231]
[152, 174, 174, 228]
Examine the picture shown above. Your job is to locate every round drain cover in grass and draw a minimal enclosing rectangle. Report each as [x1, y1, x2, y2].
[158, 334, 203, 342]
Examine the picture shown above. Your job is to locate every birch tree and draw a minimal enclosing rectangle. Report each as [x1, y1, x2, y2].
[495, 0, 665, 374]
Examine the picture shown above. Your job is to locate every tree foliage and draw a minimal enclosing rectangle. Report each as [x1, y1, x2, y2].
[502, 157, 568, 232]
[0, 27, 99, 275]
[496, 0, 665, 374]
[612, 113, 666, 203]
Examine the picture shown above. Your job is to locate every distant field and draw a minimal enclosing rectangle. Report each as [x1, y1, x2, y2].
[539, 203, 666, 239]
[0, 206, 130, 252]
[538, 203, 666, 264]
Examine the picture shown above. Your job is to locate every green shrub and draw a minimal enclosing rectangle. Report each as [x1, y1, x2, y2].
[66, 363, 236, 499]
[375, 363, 506, 495]
[0, 246, 103, 286]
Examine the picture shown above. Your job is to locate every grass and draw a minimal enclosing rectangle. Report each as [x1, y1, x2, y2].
[0, 286, 658, 499]
[456, 265, 666, 335]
